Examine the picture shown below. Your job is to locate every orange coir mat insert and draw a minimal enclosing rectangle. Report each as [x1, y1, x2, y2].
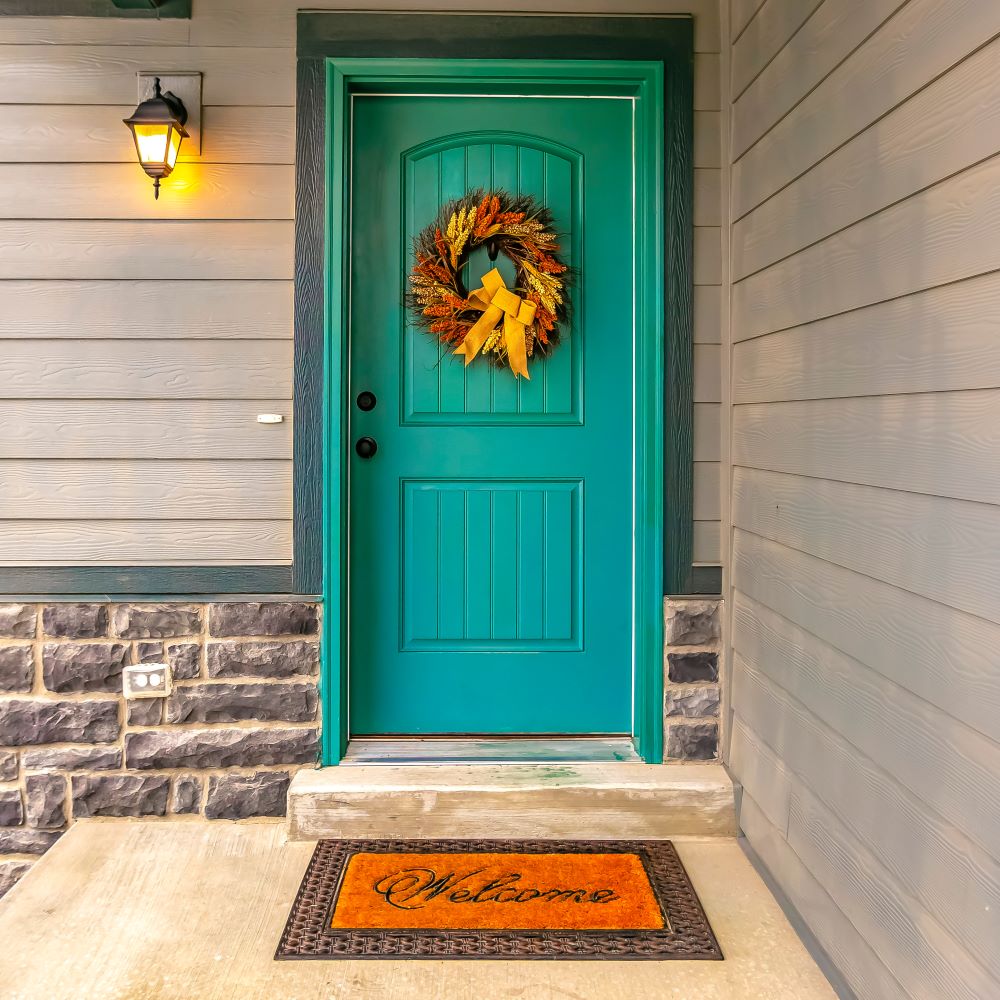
[276, 839, 722, 960]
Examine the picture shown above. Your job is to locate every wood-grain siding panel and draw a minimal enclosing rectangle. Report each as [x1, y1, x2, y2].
[734, 37, 1000, 279]
[0, 221, 293, 279]
[0, 520, 290, 565]
[785, 780, 1000, 1000]
[692, 520, 720, 564]
[732, 0, 1000, 218]
[730, 0, 823, 98]
[693, 227, 721, 285]
[0, 105, 295, 164]
[733, 529, 1000, 745]
[693, 461, 721, 521]
[0, 280, 293, 340]
[732, 392, 1000, 505]
[729, 717, 791, 832]
[0, 16, 191, 45]
[0, 461, 291, 519]
[731, 0, 906, 161]
[693, 285, 722, 343]
[0, 163, 293, 220]
[733, 273, 1000, 396]
[694, 54, 721, 112]
[733, 602, 1000, 864]
[733, 467, 1000, 625]
[738, 792, 910, 1000]
[0, 47, 295, 106]
[733, 155, 1000, 340]
[0, 340, 292, 399]
[693, 111, 721, 168]
[731, 0, 766, 42]
[693, 344, 721, 402]
[693, 402, 721, 461]
[0, 400, 292, 459]
[733, 648, 1000, 984]
[693, 168, 721, 227]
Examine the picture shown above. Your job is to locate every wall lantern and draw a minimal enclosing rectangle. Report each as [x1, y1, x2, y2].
[123, 77, 189, 199]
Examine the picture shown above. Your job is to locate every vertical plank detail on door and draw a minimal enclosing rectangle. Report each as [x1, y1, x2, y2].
[401, 480, 581, 650]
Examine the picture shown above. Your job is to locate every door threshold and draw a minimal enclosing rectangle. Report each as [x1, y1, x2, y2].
[341, 737, 642, 765]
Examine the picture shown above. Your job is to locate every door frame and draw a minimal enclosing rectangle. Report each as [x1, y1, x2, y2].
[295, 13, 695, 765]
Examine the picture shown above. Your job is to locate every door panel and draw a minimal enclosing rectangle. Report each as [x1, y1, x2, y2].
[348, 94, 634, 735]
[403, 136, 580, 422]
[401, 480, 581, 650]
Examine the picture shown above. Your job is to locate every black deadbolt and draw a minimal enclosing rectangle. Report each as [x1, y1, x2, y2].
[356, 390, 376, 412]
[355, 436, 378, 459]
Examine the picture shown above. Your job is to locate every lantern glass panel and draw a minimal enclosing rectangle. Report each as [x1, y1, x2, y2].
[166, 125, 182, 168]
[132, 123, 170, 167]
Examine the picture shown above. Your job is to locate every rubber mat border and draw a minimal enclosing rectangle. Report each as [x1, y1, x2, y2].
[276, 838, 723, 961]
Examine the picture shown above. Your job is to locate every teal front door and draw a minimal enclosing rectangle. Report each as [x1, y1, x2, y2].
[348, 89, 636, 735]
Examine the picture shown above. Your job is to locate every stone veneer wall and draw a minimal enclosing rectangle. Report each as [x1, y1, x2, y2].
[663, 598, 722, 761]
[0, 601, 320, 899]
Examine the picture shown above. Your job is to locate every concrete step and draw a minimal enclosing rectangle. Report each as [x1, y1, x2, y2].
[286, 762, 736, 840]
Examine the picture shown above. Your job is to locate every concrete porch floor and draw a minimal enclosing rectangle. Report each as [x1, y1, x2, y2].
[0, 821, 835, 1000]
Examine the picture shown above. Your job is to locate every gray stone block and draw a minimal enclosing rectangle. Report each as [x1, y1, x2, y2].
[136, 641, 164, 664]
[0, 645, 34, 693]
[170, 775, 202, 815]
[665, 687, 720, 718]
[25, 774, 66, 829]
[0, 860, 32, 900]
[0, 751, 17, 782]
[42, 604, 108, 639]
[42, 642, 128, 694]
[0, 699, 119, 746]
[667, 651, 719, 683]
[72, 775, 170, 818]
[667, 722, 719, 761]
[125, 727, 320, 770]
[205, 771, 291, 820]
[664, 600, 720, 646]
[0, 604, 36, 639]
[0, 789, 23, 827]
[21, 746, 121, 771]
[166, 642, 201, 679]
[126, 698, 163, 726]
[0, 829, 60, 855]
[112, 604, 203, 639]
[209, 603, 318, 638]
[164, 682, 318, 725]
[207, 640, 320, 679]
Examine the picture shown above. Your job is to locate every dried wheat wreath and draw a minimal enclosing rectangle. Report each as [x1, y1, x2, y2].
[407, 189, 570, 380]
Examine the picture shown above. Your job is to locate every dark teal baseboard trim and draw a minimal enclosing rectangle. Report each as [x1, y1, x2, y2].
[0, 0, 190, 14]
[0, 566, 293, 596]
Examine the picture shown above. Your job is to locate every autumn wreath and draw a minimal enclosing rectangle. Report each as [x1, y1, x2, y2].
[407, 190, 570, 379]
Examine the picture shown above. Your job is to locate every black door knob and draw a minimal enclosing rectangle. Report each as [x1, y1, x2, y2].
[355, 436, 378, 459]
[356, 390, 377, 412]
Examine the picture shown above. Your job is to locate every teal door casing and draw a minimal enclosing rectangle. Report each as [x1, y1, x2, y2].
[317, 58, 668, 761]
[349, 95, 634, 735]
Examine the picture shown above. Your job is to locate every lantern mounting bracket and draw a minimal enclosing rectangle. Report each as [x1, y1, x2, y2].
[137, 71, 202, 154]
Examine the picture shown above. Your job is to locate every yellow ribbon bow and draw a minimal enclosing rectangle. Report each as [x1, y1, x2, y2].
[454, 267, 537, 379]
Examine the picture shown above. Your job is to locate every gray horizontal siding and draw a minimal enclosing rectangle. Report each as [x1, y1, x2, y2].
[727, 0, 1000, 996]
[0, 0, 724, 572]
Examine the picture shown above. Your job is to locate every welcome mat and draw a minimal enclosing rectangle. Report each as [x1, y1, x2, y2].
[276, 838, 722, 960]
